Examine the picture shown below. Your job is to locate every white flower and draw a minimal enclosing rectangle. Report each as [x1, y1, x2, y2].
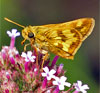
[21, 51, 36, 62]
[53, 76, 71, 90]
[7, 29, 20, 37]
[41, 66, 56, 80]
[74, 80, 89, 93]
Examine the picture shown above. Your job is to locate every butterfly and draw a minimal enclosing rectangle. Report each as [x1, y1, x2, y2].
[5, 18, 95, 59]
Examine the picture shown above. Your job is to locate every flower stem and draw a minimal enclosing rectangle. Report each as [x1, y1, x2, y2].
[51, 55, 59, 68]
[53, 86, 59, 93]
[10, 37, 15, 49]
[42, 77, 47, 89]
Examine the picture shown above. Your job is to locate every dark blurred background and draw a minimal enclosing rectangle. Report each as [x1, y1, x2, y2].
[0, 0, 99, 92]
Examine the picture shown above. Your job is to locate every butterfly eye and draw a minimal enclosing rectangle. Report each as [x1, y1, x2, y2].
[28, 32, 34, 38]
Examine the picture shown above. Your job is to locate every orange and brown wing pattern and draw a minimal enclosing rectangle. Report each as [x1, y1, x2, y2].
[47, 28, 82, 59]
[40, 18, 95, 59]
[43, 18, 95, 40]
[62, 18, 95, 40]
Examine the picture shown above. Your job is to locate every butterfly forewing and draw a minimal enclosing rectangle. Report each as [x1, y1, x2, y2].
[35, 18, 95, 59]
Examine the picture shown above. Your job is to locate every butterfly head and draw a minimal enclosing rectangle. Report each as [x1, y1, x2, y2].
[22, 26, 34, 39]
[21, 26, 37, 45]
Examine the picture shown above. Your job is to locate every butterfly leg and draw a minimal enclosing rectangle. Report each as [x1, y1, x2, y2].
[32, 46, 39, 65]
[41, 50, 49, 70]
[21, 39, 30, 51]
[21, 39, 26, 45]
[23, 43, 30, 52]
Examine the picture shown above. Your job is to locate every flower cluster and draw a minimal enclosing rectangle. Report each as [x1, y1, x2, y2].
[0, 29, 89, 93]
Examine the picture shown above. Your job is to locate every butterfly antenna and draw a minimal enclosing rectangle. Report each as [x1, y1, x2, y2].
[4, 17, 25, 28]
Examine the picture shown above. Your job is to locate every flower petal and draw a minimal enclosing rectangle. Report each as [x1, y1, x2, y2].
[59, 85, 64, 90]
[7, 31, 12, 37]
[47, 76, 51, 80]
[41, 73, 47, 77]
[60, 76, 67, 82]
[82, 85, 89, 90]
[15, 32, 20, 37]
[53, 80, 58, 85]
[21, 52, 27, 58]
[31, 56, 36, 60]
[43, 67, 49, 73]
[31, 59, 35, 62]
[25, 58, 29, 62]
[81, 90, 87, 93]
[27, 51, 32, 57]
[49, 69, 56, 75]
[31, 56, 36, 59]
[12, 29, 17, 34]
[77, 80, 82, 86]
[64, 82, 71, 87]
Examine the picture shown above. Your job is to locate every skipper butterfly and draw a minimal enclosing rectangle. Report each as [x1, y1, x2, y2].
[5, 18, 95, 59]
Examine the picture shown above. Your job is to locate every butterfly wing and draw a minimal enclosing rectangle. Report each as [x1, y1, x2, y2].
[47, 28, 82, 59]
[43, 18, 95, 40]
[63, 18, 95, 40]
[36, 18, 95, 59]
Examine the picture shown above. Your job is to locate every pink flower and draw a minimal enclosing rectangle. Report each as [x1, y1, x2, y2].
[7, 29, 20, 49]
